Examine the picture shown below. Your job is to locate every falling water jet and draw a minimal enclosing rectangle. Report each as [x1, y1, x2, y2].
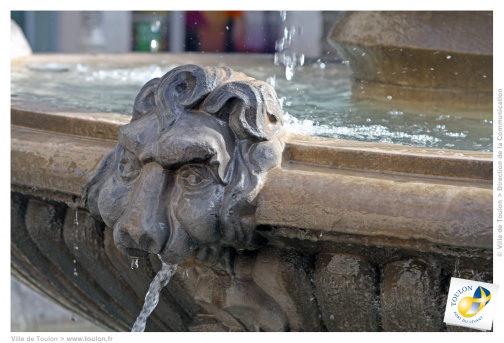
[72, 196, 79, 226]
[131, 258, 178, 332]
[72, 203, 79, 277]
[454, 257, 460, 278]
[274, 11, 304, 81]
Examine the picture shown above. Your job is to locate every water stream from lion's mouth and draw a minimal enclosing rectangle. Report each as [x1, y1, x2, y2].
[131, 261, 177, 332]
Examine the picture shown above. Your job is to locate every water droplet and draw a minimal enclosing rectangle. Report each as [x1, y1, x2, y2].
[273, 52, 281, 65]
[285, 65, 294, 80]
[131, 257, 139, 270]
[299, 54, 305, 66]
[266, 76, 276, 89]
[225, 26, 229, 30]
[279, 10, 287, 21]
[430, 67, 435, 71]
[278, 97, 285, 108]
[330, 314, 335, 320]
[446, 55, 452, 59]
[73, 244, 79, 250]
[73, 208, 79, 226]
[454, 257, 460, 278]
[73, 268, 78, 276]
[386, 95, 393, 100]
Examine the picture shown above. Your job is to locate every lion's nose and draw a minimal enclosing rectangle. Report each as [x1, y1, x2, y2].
[113, 163, 170, 257]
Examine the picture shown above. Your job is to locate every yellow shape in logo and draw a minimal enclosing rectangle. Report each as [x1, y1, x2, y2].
[458, 286, 492, 318]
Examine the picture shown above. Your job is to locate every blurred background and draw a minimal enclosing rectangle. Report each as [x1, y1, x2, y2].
[10, 10, 344, 332]
[10, 11, 344, 58]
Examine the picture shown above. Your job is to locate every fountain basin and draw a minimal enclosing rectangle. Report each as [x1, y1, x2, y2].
[11, 53, 493, 152]
[11, 54, 492, 332]
[328, 11, 493, 109]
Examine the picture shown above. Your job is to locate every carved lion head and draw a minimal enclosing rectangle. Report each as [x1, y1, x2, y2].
[83, 64, 285, 265]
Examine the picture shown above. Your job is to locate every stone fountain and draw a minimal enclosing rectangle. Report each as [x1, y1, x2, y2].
[11, 12, 492, 332]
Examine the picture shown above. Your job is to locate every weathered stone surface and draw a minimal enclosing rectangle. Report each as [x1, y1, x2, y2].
[12, 192, 202, 332]
[257, 166, 492, 251]
[314, 254, 379, 331]
[252, 247, 321, 331]
[193, 258, 289, 331]
[381, 259, 443, 331]
[11, 194, 117, 331]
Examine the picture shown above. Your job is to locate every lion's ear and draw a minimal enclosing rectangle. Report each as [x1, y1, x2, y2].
[154, 65, 226, 132]
[203, 81, 272, 142]
[82, 147, 121, 222]
[132, 78, 160, 121]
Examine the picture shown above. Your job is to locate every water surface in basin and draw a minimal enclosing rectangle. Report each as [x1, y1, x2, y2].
[11, 60, 492, 151]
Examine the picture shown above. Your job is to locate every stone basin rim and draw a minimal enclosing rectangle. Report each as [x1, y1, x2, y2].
[10, 59, 492, 257]
[11, 97, 492, 182]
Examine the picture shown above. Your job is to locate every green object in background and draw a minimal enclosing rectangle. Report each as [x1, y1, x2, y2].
[135, 21, 162, 52]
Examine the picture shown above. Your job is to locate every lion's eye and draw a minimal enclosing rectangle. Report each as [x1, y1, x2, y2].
[186, 174, 202, 185]
[118, 148, 141, 182]
[177, 165, 215, 191]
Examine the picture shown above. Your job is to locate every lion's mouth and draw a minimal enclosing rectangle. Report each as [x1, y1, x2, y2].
[158, 223, 195, 265]
[116, 244, 150, 258]
[113, 221, 170, 259]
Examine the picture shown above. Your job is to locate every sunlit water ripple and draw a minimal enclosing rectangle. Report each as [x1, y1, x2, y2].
[11, 61, 492, 152]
